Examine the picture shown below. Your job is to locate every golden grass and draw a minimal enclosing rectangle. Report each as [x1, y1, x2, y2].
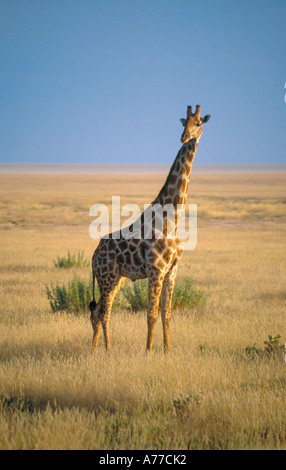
[0, 172, 285, 449]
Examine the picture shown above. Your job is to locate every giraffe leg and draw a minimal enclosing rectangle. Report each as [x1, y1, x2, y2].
[91, 276, 126, 352]
[146, 275, 164, 353]
[92, 318, 102, 350]
[100, 293, 113, 352]
[100, 277, 126, 352]
[90, 298, 102, 351]
[161, 262, 178, 352]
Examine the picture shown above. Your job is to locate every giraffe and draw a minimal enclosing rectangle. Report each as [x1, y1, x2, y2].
[89, 105, 211, 352]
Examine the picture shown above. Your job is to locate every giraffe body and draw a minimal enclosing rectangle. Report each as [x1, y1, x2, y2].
[90, 106, 210, 352]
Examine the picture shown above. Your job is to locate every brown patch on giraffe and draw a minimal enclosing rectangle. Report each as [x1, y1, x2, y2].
[166, 238, 176, 248]
[181, 178, 187, 193]
[129, 243, 137, 253]
[162, 249, 172, 264]
[187, 140, 195, 152]
[156, 258, 165, 269]
[109, 251, 116, 261]
[154, 238, 166, 253]
[147, 252, 157, 264]
[164, 197, 172, 205]
[109, 239, 116, 249]
[173, 195, 180, 206]
[109, 273, 118, 281]
[117, 253, 124, 265]
[132, 252, 142, 266]
[169, 174, 177, 185]
[124, 253, 131, 265]
[118, 240, 128, 251]
[139, 241, 147, 257]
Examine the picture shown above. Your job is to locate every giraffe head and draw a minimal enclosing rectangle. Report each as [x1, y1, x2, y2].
[180, 105, 211, 144]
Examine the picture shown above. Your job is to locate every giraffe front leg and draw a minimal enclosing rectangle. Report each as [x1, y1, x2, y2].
[98, 294, 113, 353]
[146, 276, 163, 353]
[161, 263, 178, 352]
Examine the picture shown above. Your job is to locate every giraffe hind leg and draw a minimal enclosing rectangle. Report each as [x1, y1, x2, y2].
[100, 277, 126, 352]
[91, 276, 126, 352]
[89, 298, 102, 351]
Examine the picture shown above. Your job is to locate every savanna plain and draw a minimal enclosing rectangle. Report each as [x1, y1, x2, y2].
[0, 170, 285, 450]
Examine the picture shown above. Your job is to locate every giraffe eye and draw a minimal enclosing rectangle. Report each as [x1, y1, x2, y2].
[196, 122, 201, 127]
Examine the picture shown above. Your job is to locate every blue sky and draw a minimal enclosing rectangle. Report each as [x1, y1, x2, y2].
[0, 0, 285, 165]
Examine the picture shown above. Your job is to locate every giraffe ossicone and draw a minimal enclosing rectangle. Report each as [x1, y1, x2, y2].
[89, 106, 211, 353]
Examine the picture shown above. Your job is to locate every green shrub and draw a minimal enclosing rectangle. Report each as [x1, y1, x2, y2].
[171, 277, 206, 310]
[0, 395, 35, 413]
[244, 334, 283, 360]
[264, 334, 283, 356]
[53, 250, 89, 269]
[122, 279, 149, 312]
[46, 275, 94, 313]
[172, 392, 203, 415]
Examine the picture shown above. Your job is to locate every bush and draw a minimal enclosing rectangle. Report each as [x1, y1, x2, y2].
[122, 279, 149, 312]
[264, 334, 283, 356]
[46, 275, 94, 313]
[244, 334, 284, 360]
[53, 250, 89, 269]
[171, 277, 206, 310]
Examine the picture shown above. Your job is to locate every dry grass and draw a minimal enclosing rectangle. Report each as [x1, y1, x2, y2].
[0, 172, 285, 450]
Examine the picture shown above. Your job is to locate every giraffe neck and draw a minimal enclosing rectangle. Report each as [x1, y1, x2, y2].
[154, 138, 198, 209]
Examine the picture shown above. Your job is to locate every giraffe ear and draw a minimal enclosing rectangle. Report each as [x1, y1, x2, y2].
[201, 114, 211, 124]
[180, 118, 187, 127]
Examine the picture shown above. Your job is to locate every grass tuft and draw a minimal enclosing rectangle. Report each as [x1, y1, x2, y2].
[53, 250, 89, 269]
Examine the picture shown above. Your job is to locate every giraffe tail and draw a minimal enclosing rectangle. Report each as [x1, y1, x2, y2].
[89, 299, 97, 313]
[89, 268, 97, 313]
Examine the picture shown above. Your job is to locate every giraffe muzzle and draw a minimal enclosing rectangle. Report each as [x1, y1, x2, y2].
[181, 132, 190, 144]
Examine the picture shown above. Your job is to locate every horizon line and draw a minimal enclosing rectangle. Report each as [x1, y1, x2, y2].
[1, 162, 286, 175]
